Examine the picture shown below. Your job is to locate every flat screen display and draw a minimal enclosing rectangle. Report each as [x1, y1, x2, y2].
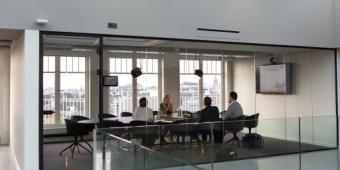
[103, 76, 118, 86]
[256, 64, 292, 94]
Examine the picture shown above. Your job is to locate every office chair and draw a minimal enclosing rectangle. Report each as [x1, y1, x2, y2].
[121, 112, 133, 117]
[102, 113, 117, 118]
[102, 120, 125, 128]
[129, 123, 158, 147]
[102, 120, 126, 138]
[244, 113, 260, 134]
[129, 120, 154, 126]
[182, 111, 193, 119]
[153, 111, 158, 116]
[59, 119, 92, 158]
[170, 119, 195, 144]
[71, 115, 89, 121]
[224, 116, 245, 146]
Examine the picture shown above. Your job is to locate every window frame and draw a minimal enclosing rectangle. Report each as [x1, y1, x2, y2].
[179, 56, 225, 111]
[43, 55, 90, 127]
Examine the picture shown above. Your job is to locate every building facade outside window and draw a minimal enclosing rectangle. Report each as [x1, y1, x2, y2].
[180, 58, 223, 112]
[137, 58, 159, 110]
[43, 56, 88, 126]
[109, 57, 133, 115]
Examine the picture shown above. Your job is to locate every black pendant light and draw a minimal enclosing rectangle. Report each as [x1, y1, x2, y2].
[131, 67, 142, 78]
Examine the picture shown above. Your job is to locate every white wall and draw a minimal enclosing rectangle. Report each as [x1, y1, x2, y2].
[0, 0, 337, 48]
[232, 50, 337, 146]
[10, 33, 25, 169]
[335, 0, 340, 47]
[10, 30, 39, 170]
[0, 47, 10, 145]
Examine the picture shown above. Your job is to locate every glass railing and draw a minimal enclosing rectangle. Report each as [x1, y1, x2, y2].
[94, 128, 204, 170]
[94, 115, 337, 170]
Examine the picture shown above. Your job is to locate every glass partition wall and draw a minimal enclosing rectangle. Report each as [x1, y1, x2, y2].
[41, 33, 337, 170]
[41, 34, 101, 170]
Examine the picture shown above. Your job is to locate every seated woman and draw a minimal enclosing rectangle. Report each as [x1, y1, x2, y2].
[159, 94, 173, 117]
[134, 97, 154, 122]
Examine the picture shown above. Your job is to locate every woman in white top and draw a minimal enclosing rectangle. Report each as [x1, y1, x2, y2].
[134, 97, 154, 122]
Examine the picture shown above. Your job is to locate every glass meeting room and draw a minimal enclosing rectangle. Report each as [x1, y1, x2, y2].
[40, 33, 337, 170]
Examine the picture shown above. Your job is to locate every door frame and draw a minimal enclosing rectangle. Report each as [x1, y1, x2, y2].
[39, 31, 338, 170]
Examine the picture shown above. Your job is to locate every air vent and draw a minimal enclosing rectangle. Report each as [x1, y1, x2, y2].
[197, 28, 240, 34]
[108, 22, 118, 29]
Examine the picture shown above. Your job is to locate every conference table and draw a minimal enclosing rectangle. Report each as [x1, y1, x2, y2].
[77, 116, 189, 125]
[78, 116, 192, 146]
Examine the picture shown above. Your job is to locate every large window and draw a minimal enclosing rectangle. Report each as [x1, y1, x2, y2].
[109, 58, 133, 115]
[60, 56, 87, 122]
[202, 60, 222, 109]
[137, 58, 159, 110]
[43, 56, 88, 125]
[180, 59, 200, 112]
[180, 59, 222, 112]
[108, 56, 159, 115]
[43, 56, 56, 124]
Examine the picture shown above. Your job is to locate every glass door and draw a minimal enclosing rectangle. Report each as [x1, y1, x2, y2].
[42, 35, 101, 128]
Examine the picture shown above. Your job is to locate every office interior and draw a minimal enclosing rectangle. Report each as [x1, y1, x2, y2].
[40, 33, 337, 170]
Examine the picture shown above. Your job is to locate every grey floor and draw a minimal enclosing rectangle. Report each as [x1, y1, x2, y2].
[0, 146, 17, 170]
[43, 143, 93, 170]
[159, 150, 340, 170]
[43, 135, 330, 170]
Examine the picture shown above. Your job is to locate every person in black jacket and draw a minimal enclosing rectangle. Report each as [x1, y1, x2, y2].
[199, 97, 220, 122]
[197, 97, 220, 142]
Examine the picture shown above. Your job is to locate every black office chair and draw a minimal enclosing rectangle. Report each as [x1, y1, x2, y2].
[102, 113, 117, 118]
[224, 116, 245, 146]
[103, 120, 125, 128]
[71, 115, 89, 121]
[153, 111, 158, 116]
[102, 120, 126, 138]
[59, 119, 92, 158]
[129, 124, 159, 147]
[130, 120, 153, 126]
[121, 112, 133, 117]
[170, 119, 195, 143]
[182, 111, 193, 119]
[70, 115, 94, 143]
[244, 113, 260, 134]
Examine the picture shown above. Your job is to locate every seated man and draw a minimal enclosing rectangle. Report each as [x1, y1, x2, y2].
[197, 97, 220, 142]
[221, 91, 244, 120]
[134, 97, 154, 122]
[199, 97, 220, 122]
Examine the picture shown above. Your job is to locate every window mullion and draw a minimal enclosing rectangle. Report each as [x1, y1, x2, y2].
[199, 59, 203, 109]
[55, 56, 61, 125]
[132, 54, 137, 112]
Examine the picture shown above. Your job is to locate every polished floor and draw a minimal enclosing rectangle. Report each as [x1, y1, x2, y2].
[0, 146, 18, 170]
[43, 143, 93, 170]
[159, 150, 340, 170]
[2, 143, 339, 170]
[43, 135, 331, 170]
[102, 135, 329, 170]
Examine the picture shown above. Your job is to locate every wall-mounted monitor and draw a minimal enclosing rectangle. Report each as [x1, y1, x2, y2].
[256, 64, 292, 94]
[103, 76, 118, 86]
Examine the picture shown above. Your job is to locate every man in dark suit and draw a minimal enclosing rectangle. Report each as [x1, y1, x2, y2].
[199, 97, 219, 122]
[197, 97, 220, 142]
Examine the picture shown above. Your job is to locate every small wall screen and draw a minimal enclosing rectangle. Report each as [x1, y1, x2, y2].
[103, 76, 118, 86]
